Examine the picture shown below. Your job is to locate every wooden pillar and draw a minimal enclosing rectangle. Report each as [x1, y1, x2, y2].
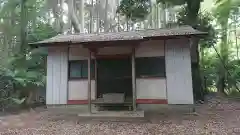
[92, 49, 98, 99]
[94, 58, 97, 99]
[66, 46, 70, 102]
[88, 50, 92, 113]
[131, 47, 137, 111]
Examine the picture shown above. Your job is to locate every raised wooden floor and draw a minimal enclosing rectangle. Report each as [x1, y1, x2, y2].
[92, 98, 132, 104]
[92, 98, 133, 111]
[78, 110, 144, 118]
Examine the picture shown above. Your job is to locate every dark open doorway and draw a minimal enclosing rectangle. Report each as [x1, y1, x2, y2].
[97, 57, 132, 99]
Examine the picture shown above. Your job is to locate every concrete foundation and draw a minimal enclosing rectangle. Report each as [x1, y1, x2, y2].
[47, 104, 195, 116]
[78, 111, 144, 118]
[47, 105, 97, 114]
[137, 104, 195, 113]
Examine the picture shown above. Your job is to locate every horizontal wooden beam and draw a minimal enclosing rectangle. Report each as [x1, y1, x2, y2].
[82, 40, 142, 49]
[136, 99, 168, 104]
[67, 100, 88, 104]
[95, 54, 131, 59]
[67, 99, 168, 105]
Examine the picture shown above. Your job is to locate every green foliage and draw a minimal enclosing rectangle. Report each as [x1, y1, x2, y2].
[201, 52, 219, 90]
[214, 0, 240, 24]
[117, 0, 151, 21]
[0, 48, 46, 109]
[156, 0, 185, 6]
[226, 59, 240, 90]
[11, 97, 26, 105]
[213, 0, 240, 94]
[28, 23, 57, 43]
[156, 0, 204, 15]
[0, 0, 57, 110]
[177, 7, 217, 48]
[228, 89, 240, 98]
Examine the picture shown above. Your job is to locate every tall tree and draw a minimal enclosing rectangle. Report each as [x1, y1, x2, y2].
[79, 0, 85, 33]
[117, 0, 151, 30]
[20, 0, 28, 53]
[104, 0, 109, 32]
[214, 0, 240, 94]
[0, 0, 58, 108]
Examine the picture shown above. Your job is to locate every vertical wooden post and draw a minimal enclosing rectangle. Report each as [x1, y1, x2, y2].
[94, 58, 97, 99]
[131, 47, 137, 111]
[92, 49, 98, 99]
[66, 46, 70, 103]
[88, 50, 92, 113]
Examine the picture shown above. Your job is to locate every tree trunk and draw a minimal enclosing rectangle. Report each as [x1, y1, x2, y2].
[126, 20, 129, 31]
[186, 0, 201, 25]
[117, 0, 121, 32]
[67, 0, 73, 33]
[200, 46, 205, 66]
[157, 4, 161, 28]
[96, 0, 100, 33]
[234, 25, 239, 59]
[68, 0, 82, 33]
[149, 0, 153, 28]
[218, 21, 228, 94]
[144, 20, 148, 29]
[152, 5, 156, 28]
[191, 38, 204, 101]
[90, 0, 94, 33]
[20, 0, 27, 53]
[26, 90, 33, 106]
[60, 0, 64, 33]
[79, 0, 85, 33]
[155, 4, 159, 28]
[131, 21, 134, 30]
[186, 0, 202, 101]
[51, 0, 64, 33]
[104, 0, 109, 32]
[161, 3, 167, 28]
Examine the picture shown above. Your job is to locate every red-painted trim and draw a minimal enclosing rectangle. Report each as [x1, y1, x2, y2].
[68, 78, 95, 81]
[95, 54, 131, 59]
[136, 99, 168, 104]
[136, 76, 166, 79]
[67, 99, 168, 104]
[67, 100, 88, 104]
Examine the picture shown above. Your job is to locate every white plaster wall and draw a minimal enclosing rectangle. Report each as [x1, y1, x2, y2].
[69, 40, 165, 59]
[69, 45, 132, 60]
[136, 79, 167, 99]
[136, 40, 164, 57]
[68, 46, 96, 101]
[165, 38, 194, 104]
[46, 47, 68, 105]
[47, 39, 193, 105]
[69, 45, 89, 60]
[98, 46, 132, 55]
[67, 41, 167, 102]
[68, 80, 96, 100]
[136, 40, 166, 100]
[68, 45, 132, 101]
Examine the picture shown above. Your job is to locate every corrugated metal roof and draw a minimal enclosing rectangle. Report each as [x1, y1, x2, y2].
[30, 26, 207, 46]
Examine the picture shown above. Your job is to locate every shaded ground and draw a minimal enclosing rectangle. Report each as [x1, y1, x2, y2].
[0, 97, 240, 135]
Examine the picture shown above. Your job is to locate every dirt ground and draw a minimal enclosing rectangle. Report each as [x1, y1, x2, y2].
[0, 97, 240, 135]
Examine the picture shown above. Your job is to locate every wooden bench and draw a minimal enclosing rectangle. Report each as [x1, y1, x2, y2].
[92, 98, 133, 111]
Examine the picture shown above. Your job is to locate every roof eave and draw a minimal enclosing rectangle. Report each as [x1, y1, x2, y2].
[29, 39, 145, 48]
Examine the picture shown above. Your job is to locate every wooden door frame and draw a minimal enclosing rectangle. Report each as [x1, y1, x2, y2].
[95, 54, 132, 99]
